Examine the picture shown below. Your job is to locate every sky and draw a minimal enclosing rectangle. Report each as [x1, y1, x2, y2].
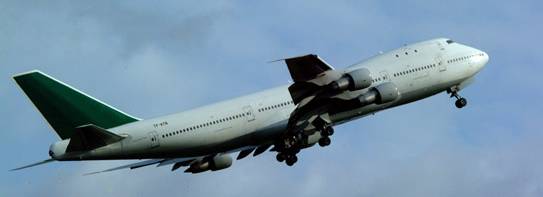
[1, 0, 542, 196]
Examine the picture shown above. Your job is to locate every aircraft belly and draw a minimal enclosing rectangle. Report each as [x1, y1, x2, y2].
[330, 77, 456, 125]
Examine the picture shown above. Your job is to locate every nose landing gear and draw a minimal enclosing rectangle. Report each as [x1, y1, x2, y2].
[448, 87, 467, 108]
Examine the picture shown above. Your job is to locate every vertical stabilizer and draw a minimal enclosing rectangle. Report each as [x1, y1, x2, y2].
[13, 70, 139, 139]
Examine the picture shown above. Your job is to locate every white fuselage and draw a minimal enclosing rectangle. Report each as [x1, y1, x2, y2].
[53, 38, 488, 161]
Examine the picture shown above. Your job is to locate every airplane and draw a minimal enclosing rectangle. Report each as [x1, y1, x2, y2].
[11, 38, 488, 174]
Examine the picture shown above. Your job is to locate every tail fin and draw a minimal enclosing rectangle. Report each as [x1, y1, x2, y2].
[13, 70, 140, 139]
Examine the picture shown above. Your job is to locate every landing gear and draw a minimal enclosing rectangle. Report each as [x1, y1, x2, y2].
[322, 126, 334, 136]
[276, 150, 299, 166]
[318, 125, 334, 147]
[275, 118, 335, 166]
[448, 87, 467, 109]
[275, 135, 301, 166]
[318, 137, 331, 147]
[276, 153, 286, 162]
[285, 154, 298, 166]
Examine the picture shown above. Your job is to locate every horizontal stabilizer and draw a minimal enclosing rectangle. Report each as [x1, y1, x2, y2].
[10, 159, 54, 171]
[67, 124, 124, 152]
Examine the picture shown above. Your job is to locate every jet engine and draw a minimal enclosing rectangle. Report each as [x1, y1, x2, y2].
[358, 82, 400, 105]
[49, 139, 70, 159]
[330, 68, 372, 91]
[185, 154, 233, 173]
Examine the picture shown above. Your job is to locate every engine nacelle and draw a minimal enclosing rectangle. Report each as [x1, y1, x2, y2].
[358, 82, 400, 105]
[330, 68, 372, 91]
[210, 154, 233, 171]
[185, 154, 233, 173]
[49, 139, 70, 159]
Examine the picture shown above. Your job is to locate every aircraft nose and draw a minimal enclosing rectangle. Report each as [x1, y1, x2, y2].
[481, 51, 489, 66]
[473, 50, 489, 70]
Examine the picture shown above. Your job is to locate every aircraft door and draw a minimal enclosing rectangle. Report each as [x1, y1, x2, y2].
[379, 70, 391, 82]
[435, 55, 447, 72]
[147, 131, 160, 149]
[243, 105, 255, 122]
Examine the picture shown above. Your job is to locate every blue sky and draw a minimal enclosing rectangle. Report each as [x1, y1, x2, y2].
[1, 0, 542, 196]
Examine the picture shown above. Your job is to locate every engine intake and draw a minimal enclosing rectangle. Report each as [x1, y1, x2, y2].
[330, 68, 372, 91]
[185, 154, 233, 173]
[358, 82, 400, 105]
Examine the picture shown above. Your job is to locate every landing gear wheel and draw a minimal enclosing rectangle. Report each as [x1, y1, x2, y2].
[322, 126, 334, 136]
[285, 155, 298, 166]
[276, 153, 286, 162]
[318, 137, 331, 147]
[455, 98, 467, 108]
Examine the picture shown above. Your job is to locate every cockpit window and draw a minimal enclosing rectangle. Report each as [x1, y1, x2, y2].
[446, 39, 455, 44]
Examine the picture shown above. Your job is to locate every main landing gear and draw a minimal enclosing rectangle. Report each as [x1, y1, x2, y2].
[275, 126, 335, 166]
[313, 117, 334, 147]
[448, 87, 467, 108]
[318, 126, 333, 147]
[276, 151, 298, 166]
[275, 132, 301, 166]
[275, 118, 335, 166]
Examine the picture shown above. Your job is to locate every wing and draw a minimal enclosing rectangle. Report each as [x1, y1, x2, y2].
[85, 146, 261, 175]
[280, 54, 377, 141]
[281, 55, 342, 135]
[84, 157, 199, 175]
[284, 54, 334, 82]
[283, 54, 343, 104]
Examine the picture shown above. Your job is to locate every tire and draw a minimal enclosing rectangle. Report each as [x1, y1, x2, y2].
[318, 137, 331, 147]
[276, 153, 285, 162]
[323, 126, 334, 136]
[455, 98, 467, 108]
[286, 155, 298, 166]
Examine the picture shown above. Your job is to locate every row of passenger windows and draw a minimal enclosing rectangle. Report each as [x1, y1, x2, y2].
[372, 75, 388, 83]
[395, 49, 419, 58]
[393, 64, 437, 77]
[258, 100, 293, 112]
[162, 112, 250, 138]
[447, 53, 484, 64]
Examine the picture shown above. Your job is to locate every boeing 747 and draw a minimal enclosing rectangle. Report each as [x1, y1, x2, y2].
[11, 38, 488, 174]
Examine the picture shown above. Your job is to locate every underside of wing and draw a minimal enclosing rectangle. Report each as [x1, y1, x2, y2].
[84, 159, 168, 175]
[277, 54, 400, 155]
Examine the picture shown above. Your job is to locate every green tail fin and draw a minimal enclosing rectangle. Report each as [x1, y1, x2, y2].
[13, 70, 140, 140]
